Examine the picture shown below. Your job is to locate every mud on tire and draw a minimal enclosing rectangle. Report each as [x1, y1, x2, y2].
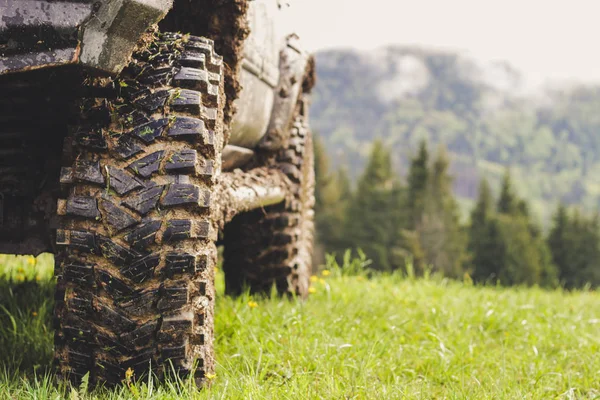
[223, 96, 315, 298]
[53, 32, 224, 387]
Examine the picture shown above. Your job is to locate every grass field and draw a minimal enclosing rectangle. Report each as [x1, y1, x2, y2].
[1, 254, 600, 399]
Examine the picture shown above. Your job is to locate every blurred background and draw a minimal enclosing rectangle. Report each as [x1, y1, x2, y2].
[288, 0, 600, 288]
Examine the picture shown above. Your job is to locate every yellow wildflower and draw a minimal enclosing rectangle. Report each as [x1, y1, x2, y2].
[125, 367, 134, 380]
[321, 270, 331, 277]
[319, 278, 326, 285]
[310, 275, 318, 283]
[206, 373, 216, 380]
[463, 272, 473, 286]
[32, 311, 38, 317]
[27, 256, 36, 266]
[308, 287, 317, 294]
[247, 300, 258, 308]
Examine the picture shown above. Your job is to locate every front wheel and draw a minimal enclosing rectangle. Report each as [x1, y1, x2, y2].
[53, 32, 224, 387]
[223, 98, 315, 298]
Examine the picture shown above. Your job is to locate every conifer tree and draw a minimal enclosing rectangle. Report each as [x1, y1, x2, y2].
[314, 136, 332, 213]
[313, 136, 352, 262]
[469, 179, 504, 282]
[547, 203, 569, 280]
[497, 168, 518, 215]
[469, 175, 557, 287]
[415, 146, 467, 277]
[406, 140, 429, 229]
[470, 178, 493, 232]
[548, 205, 600, 288]
[345, 140, 399, 270]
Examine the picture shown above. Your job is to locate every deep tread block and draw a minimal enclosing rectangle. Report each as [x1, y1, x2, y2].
[166, 117, 205, 139]
[279, 162, 301, 182]
[114, 135, 144, 159]
[202, 108, 218, 130]
[131, 118, 169, 143]
[60, 167, 74, 184]
[68, 348, 93, 369]
[199, 190, 211, 208]
[165, 149, 197, 173]
[273, 233, 293, 246]
[76, 130, 107, 152]
[66, 293, 93, 318]
[173, 67, 208, 91]
[123, 348, 156, 375]
[96, 270, 136, 299]
[122, 184, 164, 215]
[98, 236, 141, 266]
[73, 160, 104, 185]
[107, 166, 143, 195]
[169, 89, 201, 113]
[96, 333, 130, 357]
[163, 220, 192, 243]
[121, 253, 160, 283]
[100, 199, 138, 232]
[199, 160, 214, 177]
[128, 110, 152, 127]
[158, 315, 193, 342]
[196, 220, 210, 238]
[134, 90, 170, 112]
[128, 150, 165, 178]
[118, 289, 158, 317]
[120, 320, 159, 350]
[157, 284, 189, 312]
[95, 359, 126, 383]
[121, 82, 151, 101]
[63, 317, 95, 342]
[148, 52, 174, 65]
[178, 52, 205, 69]
[124, 220, 162, 250]
[64, 264, 94, 286]
[202, 84, 219, 107]
[66, 196, 100, 219]
[164, 253, 197, 277]
[69, 230, 99, 254]
[139, 66, 172, 86]
[160, 184, 200, 207]
[184, 40, 212, 54]
[160, 340, 188, 364]
[94, 302, 137, 334]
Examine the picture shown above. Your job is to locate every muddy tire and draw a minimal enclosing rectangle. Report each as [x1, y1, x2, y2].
[223, 98, 315, 298]
[53, 32, 224, 387]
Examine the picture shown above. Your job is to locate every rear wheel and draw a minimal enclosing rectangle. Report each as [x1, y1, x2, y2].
[53, 32, 224, 387]
[223, 97, 315, 298]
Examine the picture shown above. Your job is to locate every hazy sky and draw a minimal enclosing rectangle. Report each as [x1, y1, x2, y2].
[280, 0, 600, 87]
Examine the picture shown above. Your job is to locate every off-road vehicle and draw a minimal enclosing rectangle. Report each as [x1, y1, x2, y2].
[0, 0, 315, 387]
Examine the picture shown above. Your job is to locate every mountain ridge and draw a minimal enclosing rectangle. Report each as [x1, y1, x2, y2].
[310, 45, 600, 222]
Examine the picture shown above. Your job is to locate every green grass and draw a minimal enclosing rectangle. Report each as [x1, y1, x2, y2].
[1, 255, 600, 398]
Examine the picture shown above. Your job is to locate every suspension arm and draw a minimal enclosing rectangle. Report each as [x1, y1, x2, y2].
[215, 167, 292, 228]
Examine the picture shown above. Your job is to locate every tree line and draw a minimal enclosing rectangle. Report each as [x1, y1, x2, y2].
[314, 137, 600, 289]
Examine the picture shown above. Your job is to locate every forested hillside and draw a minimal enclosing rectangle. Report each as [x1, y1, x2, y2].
[311, 47, 600, 222]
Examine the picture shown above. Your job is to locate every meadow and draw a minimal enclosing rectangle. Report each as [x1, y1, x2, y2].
[0, 254, 600, 399]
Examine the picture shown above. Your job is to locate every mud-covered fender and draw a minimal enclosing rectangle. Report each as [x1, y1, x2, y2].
[257, 34, 315, 152]
[0, 0, 172, 75]
[80, 0, 173, 74]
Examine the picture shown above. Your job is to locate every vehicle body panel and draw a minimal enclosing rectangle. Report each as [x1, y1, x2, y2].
[0, 0, 282, 149]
